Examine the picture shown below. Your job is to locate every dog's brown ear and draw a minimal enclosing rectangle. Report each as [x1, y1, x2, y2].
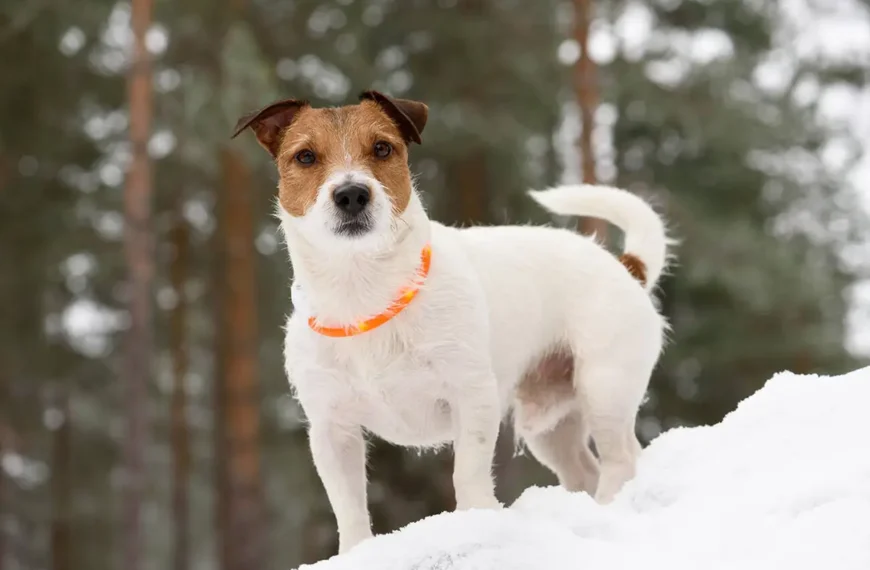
[360, 90, 428, 145]
[231, 98, 309, 157]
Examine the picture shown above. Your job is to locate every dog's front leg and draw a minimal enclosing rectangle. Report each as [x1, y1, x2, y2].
[451, 375, 502, 511]
[308, 421, 372, 553]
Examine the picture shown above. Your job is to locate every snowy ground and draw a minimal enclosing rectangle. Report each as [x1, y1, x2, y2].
[297, 368, 870, 570]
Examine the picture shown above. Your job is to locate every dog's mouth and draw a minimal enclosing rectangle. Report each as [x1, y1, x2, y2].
[334, 218, 372, 237]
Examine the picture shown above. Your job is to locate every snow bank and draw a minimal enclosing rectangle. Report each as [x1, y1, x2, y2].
[297, 368, 870, 570]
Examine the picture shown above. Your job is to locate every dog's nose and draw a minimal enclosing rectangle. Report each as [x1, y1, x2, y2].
[332, 183, 371, 216]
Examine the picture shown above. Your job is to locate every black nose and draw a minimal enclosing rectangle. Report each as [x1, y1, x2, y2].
[333, 183, 371, 216]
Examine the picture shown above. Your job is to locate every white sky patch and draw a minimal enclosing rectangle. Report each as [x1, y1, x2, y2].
[89, 3, 131, 74]
[589, 22, 617, 65]
[780, 0, 870, 63]
[821, 136, 856, 172]
[644, 27, 735, 87]
[644, 57, 691, 88]
[59, 26, 86, 56]
[148, 129, 176, 159]
[94, 210, 124, 240]
[1, 453, 49, 490]
[156, 68, 181, 92]
[60, 298, 126, 358]
[145, 23, 168, 55]
[557, 20, 621, 67]
[818, 83, 866, 127]
[557, 39, 580, 66]
[687, 28, 735, 65]
[615, 1, 654, 62]
[98, 163, 123, 187]
[753, 50, 798, 96]
[792, 75, 821, 107]
[183, 199, 213, 233]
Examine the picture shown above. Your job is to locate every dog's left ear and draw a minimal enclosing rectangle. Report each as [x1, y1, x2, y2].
[231, 98, 310, 157]
[360, 90, 428, 145]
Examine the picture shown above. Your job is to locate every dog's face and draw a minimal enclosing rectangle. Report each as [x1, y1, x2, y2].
[232, 91, 428, 252]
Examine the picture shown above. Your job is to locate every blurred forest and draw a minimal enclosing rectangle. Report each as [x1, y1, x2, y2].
[1, 0, 869, 569]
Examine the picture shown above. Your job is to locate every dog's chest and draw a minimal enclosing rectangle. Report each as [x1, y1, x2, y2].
[302, 333, 455, 447]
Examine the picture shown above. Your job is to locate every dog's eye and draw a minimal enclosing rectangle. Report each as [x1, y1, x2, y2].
[295, 149, 316, 165]
[373, 141, 392, 159]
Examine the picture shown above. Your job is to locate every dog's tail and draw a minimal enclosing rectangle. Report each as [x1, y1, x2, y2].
[528, 184, 671, 290]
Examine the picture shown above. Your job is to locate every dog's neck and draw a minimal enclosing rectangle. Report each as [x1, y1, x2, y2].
[281, 193, 432, 326]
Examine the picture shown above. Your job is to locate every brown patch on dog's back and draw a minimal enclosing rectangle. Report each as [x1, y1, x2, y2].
[274, 101, 415, 217]
[618, 253, 647, 287]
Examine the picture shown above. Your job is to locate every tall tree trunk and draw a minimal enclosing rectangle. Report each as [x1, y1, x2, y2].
[216, 146, 265, 570]
[122, 0, 155, 568]
[213, 1, 266, 566]
[170, 209, 191, 570]
[50, 392, 72, 570]
[451, 0, 489, 227]
[573, 0, 608, 240]
[207, 0, 266, 564]
[451, 150, 488, 225]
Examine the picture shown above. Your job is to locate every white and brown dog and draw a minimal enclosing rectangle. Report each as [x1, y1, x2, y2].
[232, 91, 671, 554]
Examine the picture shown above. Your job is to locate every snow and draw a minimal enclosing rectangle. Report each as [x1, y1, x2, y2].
[296, 368, 870, 570]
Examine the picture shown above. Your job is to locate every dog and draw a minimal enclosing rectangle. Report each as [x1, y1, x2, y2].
[232, 90, 671, 554]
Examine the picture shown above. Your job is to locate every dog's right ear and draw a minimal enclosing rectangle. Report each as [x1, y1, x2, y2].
[231, 98, 309, 158]
[359, 90, 428, 145]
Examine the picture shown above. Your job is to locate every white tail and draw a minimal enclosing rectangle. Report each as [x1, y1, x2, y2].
[529, 184, 670, 290]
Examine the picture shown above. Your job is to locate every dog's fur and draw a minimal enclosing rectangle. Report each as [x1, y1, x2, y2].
[232, 91, 671, 554]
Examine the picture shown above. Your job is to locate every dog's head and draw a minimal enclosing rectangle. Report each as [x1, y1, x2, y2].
[232, 91, 428, 252]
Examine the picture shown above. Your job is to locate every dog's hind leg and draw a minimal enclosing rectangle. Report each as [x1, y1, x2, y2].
[576, 359, 649, 504]
[514, 347, 600, 495]
[517, 410, 600, 494]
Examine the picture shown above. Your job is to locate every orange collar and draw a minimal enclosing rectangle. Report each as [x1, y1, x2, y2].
[308, 244, 432, 338]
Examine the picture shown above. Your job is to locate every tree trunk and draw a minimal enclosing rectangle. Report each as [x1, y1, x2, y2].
[122, 0, 154, 568]
[208, 0, 266, 564]
[215, 145, 265, 570]
[170, 209, 191, 570]
[450, 0, 489, 227]
[451, 150, 488, 225]
[573, 0, 608, 240]
[50, 392, 72, 570]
